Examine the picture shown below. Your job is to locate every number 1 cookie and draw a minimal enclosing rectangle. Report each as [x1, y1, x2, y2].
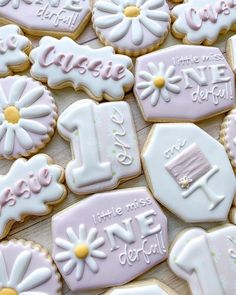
[0, 24, 31, 77]
[57, 99, 141, 195]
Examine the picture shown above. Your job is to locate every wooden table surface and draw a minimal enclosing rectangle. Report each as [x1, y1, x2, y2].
[2, 1, 236, 294]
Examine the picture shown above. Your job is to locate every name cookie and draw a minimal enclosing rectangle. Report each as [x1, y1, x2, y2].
[57, 99, 141, 195]
[135, 45, 235, 122]
[0, 239, 61, 295]
[93, 0, 170, 57]
[169, 225, 236, 295]
[172, 0, 236, 45]
[227, 35, 236, 75]
[106, 279, 178, 295]
[142, 123, 236, 222]
[30, 36, 134, 101]
[0, 24, 31, 77]
[0, 0, 91, 39]
[0, 154, 66, 240]
[0, 76, 57, 159]
[52, 187, 168, 291]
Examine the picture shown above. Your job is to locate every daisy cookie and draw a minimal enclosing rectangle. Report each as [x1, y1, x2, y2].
[169, 224, 236, 295]
[171, 0, 236, 45]
[105, 279, 178, 295]
[0, 154, 66, 240]
[0, 24, 31, 77]
[0, 239, 62, 295]
[142, 123, 236, 222]
[0, 76, 57, 159]
[227, 35, 236, 75]
[57, 99, 141, 195]
[134, 45, 235, 122]
[0, 0, 91, 39]
[30, 36, 134, 101]
[52, 187, 168, 291]
[92, 0, 171, 56]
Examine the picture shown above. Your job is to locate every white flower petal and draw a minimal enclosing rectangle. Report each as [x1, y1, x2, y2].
[66, 227, 79, 244]
[15, 126, 33, 149]
[0, 0, 10, 7]
[75, 259, 85, 281]
[136, 81, 152, 89]
[0, 84, 8, 108]
[91, 250, 107, 259]
[0, 123, 7, 140]
[144, 0, 165, 9]
[148, 62, 158, 76]
[86, 228, 97, 244]
[111, 0, 122, 5]
[56, 238, 73, 250]
[166, 83, 181, 94]
[8, 78, 27, 105]
[63, 259, 76, 275]
[151, 89, 160, 106]
[90, 237, 105, 250]
[55, 251, 72, 262]
[20, 105, 51, 119]
[161, 88, 171, 102]
[138, 71, 153, 81]
[140, 87, 155, 100]
[85, 256, 99, 273]
[137, 0, 146, 6]
[16, 87, 44, 109]
[95, 14, 124, 29]
[168, 75, 182, 84]
[109, 18, 131, 42]
[9, 251, 32, 287]
[0, 251, 8, 286]
[17, 268, 52, 292]
[95, 1, 120, 13]
[19, 119, 48, 135]
[131, 19, 143, 45]
[157, 62, 165, 76]
[145, 10, 170, 22]
[165, 65, 176, 78]
[140, 16, 166, 37]
[4, 125, 15, 155]
[79, 224, 87, 241]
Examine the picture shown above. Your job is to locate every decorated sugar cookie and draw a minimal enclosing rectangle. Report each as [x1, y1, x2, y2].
[0, 0, 91, 39]
[106, 279, 178, 295]
[227, 35, 236, 75]
[135, 45, 235, 122]
[169, 225, 236, 295]
[30, 36, 134, 101]
[142, 123, 236, 222]
[0, 239, 62, 295]
[52, 187, 168, 291]
[0, 154, 66, 240]
[0, 76, 57, 159]
[172, 0, 236, 45]
[0, 24, 31, 77]
[57, 99, 141, 195]
[92, 0, 171, 56]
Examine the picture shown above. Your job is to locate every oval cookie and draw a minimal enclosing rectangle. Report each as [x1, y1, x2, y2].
[0, 239, 61, 295]
[93, 0, 171, 56]
[52, 187, 168, 291]
[0, 76, 57, 159]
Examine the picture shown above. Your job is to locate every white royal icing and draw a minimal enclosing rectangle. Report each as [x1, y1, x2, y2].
[0, 77, 53, 156]
[0, 154, 65, 239]
[0, 24, 31, 76]
[172, 0, 236, 44]
[109, 284, 168, 295]
[0, 249, 52, 293]
[30, 36, 134, 100]
[57, 99, 141, 195]
[94, 0, 170, 46]
[55, 225, 106, 281]
[227, 35, 236, 73]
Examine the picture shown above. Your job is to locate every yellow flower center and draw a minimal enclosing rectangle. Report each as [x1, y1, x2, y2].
[153, 76, 166, 88]
[74, 243, 90, 259]
[4, 106, 20, 124]
[124, 6, 140, 17]
[0, 288, 18, 295]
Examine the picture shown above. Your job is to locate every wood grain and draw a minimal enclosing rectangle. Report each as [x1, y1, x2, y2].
[1, 1, 235, 295]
